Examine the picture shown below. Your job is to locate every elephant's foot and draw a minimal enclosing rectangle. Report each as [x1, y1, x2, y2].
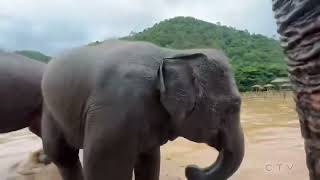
[33, 149, 51, 165]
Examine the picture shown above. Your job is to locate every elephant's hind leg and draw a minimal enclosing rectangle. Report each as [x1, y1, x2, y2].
[41, 107, 83, 180]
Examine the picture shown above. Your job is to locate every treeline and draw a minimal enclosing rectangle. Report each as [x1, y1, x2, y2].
[123, 16, 287, 91]
[4, 16, 287, 91]
[15, 50, 51, 63]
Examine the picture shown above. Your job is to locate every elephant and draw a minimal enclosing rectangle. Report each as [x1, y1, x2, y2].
[0, 52, 50, 164]
[41, 40, 244, 180]
[272, 1, 320, 179]
[0, 51, 44, 136]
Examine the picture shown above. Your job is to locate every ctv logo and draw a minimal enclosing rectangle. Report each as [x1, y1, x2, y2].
[264, 162, 294, 172]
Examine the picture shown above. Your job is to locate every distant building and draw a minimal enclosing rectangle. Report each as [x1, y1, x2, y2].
[251, 85, 263, 92]
[271, 77, 291, 90]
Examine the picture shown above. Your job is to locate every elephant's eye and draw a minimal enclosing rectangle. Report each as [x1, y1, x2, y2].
[226, 107, 236, 114]
[210, 106, 217, 113]
[226, 104, 240, 114]
[210, 103, 218, 113]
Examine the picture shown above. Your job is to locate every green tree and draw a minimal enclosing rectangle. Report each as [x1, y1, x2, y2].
[120, 16, 287, 91]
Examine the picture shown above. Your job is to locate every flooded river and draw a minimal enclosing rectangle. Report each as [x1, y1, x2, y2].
[0, 92, 308, 179]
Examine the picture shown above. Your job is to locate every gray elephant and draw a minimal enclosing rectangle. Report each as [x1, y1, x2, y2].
[0, 51, 44, 136]
[41, 40, 244, 180]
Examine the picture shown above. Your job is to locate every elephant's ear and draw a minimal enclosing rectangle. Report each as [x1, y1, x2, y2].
[157, 53, 205, 123]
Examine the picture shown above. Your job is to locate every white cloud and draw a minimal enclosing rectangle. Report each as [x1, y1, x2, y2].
[0, 0, 277, 55]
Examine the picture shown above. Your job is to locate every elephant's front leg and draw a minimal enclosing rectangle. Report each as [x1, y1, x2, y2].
[134, 147, 160, 180]
[83, 109, 139, 180]
[83, 135, 138, 180]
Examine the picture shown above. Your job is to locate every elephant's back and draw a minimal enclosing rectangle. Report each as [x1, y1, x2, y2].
[0, 52, 45, 85]
[43, 40, 166, 92]
[0, 52, 45, 107]
[0, 52, 45, 132]
[42, 40, 164, 111]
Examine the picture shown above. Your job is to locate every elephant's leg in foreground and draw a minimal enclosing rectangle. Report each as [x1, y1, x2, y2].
[134, 147, 160, 180]
[272, 0, 320, 179]
[41, 107, 83, 180]
[82, 109, 138, 180]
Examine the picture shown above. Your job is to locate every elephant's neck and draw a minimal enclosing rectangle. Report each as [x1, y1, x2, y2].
[140, 118, 177, 152]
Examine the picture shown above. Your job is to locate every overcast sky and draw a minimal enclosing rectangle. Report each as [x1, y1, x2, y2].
[0, 0, 277, 55]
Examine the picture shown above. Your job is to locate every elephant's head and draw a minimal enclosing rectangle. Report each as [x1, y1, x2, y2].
[157, 52, 244, 180]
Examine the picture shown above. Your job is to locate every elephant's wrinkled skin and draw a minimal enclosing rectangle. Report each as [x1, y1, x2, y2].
[0, 52, 45, 136]
[272, 0, 320, 179]
[41, 40, 244, 180]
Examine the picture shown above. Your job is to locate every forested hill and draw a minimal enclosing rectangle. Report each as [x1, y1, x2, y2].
[15, 50, 51, 63]
[123, 16, 287, 91]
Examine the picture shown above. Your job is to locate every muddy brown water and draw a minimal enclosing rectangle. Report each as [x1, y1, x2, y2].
[0, 92, 308, 180]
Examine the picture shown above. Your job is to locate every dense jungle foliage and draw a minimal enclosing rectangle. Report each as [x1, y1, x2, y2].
[123, 16, 287, 91]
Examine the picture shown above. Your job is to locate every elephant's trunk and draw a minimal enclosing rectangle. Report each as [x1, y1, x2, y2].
[272, 0, 320, 179]
[186, 121, 245, 180]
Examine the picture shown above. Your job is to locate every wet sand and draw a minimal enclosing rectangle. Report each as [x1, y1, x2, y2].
[0, 92, 308, 179]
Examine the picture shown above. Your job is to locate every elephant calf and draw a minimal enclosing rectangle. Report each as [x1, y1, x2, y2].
[41, 40, 245, 180]
[0, 52, 44, 137]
